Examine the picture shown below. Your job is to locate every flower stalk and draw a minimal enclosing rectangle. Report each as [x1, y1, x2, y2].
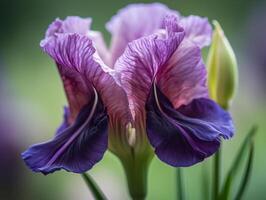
[121, 154, 152, 200]
[177, 168, 185, 200]
[213, 148, 221, 200]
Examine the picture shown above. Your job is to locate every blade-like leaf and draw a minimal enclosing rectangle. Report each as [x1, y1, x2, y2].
[219, 170, 233, 200]
[82, 173, 108, 200]
[219, 125, 257, 200]
[234, 141, 254, 200]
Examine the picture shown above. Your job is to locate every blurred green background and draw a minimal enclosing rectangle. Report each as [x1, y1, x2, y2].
[0, 0, 265, 199]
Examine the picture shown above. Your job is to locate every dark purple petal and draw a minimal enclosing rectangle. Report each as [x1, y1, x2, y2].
[146, 85, 234, 167]
[56, 106, 70, 135]
[22, 90, 108, 174]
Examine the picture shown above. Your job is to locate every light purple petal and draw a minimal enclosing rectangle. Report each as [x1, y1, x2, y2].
[42, 16, 109, 64]
[106, 3, 179, 66]
[42, 33, 130, 125]
[158, 39, 208, 109]
[180, 15, 212, 48]
[146, 85, 234, 167]
[45, 16, 91, 38]
[114, 15, 184, 119]
[88, 31, 110, 65]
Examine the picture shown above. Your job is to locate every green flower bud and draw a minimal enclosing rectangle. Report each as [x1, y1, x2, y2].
[207, 20, 238, 109]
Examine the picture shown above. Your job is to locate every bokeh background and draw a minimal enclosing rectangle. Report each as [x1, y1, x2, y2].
[0, 0, 265, 199]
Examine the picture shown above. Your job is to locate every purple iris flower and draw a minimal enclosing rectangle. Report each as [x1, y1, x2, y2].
[22, 3, 234, 174]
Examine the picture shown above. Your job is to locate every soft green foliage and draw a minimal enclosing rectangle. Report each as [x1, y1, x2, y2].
[219, 126, 257, 200]
[82, 173, 107, 200]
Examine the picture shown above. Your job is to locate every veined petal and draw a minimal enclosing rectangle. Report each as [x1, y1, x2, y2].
[114, 15, 184, 119]
[88, 31, 110, 65]
[32, 32, 130, 172]
[44, 16, 91, 39]
[42, 16, 109, 65]
[146, 85, 234, 167]
[22, 90, 108, 174]
[158, 39, 208, 109]
[180, 15, 212, 48]
[42, 33, 94, 122]
[106, 3, 179, 66]
[42, 33, 130, 125]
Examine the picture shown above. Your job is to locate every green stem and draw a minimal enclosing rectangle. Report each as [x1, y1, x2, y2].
[82, 173, 107, 200]
[121, 156, 151, 200]
[177, 168, 185, 200]
[202, 162, 210, 200]
[213, 148, 221, 200]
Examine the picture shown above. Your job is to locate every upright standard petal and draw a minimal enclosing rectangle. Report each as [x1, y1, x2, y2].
[106, 3, 179, 66]
[146, 85, 234, 167]
[44, 16, 92, 38]
[42, 16, 109, 65]
[114, 15, 184, 118]
[180, 15, 212, 48]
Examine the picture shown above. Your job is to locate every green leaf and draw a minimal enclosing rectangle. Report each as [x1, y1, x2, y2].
[82, 173, 108, 200]
[219, 125, 257, 200]
[234, 141, 254, 200]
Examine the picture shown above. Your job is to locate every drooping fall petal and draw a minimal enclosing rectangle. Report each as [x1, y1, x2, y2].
[146, 85, 234, 166]
[22, 90, 108, 174]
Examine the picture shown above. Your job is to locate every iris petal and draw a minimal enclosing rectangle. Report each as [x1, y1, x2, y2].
[55, 106, 70, 135]
[107, 3, 179, 66]
[42, 32, 130, 125]
[180, 15, 212, 48]
[146, 85, 234, 167]
[38, 18, 131, 160]
[157, 40, 208, 109]
[22, 89, 108, 174]
[114, 15, 184, 119]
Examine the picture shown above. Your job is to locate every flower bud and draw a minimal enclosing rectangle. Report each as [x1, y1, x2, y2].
[207, 20, 238, 109]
